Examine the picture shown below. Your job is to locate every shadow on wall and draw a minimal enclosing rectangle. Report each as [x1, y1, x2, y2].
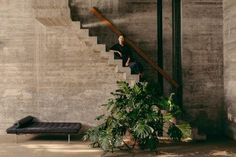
[0, 41, 5, 49]
[69, 0, 159, 83]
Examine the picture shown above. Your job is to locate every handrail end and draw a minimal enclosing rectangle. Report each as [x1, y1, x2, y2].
[173, 82, 180, 89]
[90, 7, 99, 14]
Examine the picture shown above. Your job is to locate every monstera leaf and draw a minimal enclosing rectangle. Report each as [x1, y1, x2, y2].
[84, 81, 185, 154]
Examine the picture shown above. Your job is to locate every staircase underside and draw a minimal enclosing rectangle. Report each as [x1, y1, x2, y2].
[0, 0, 139, 134]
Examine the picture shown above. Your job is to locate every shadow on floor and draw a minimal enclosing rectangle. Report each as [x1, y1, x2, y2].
[5, 135, 236, 157]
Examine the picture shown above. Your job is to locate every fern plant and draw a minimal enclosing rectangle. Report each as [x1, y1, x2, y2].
[84, 81, 184, 154]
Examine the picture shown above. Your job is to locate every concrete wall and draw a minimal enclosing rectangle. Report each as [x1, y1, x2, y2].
[69, 0, 161, 83]
[223, 0, 236, 139]
[69, 0, 225, 135]
[0, 0, 227, 137]
[0, 0, 37, 134]
[182, 0, 224, 135]
[0, 0, 129, 134]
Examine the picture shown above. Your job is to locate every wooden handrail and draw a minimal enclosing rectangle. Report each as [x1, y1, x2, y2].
[90, 7, 179, 88]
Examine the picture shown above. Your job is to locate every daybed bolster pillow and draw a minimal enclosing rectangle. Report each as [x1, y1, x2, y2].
[14, 116, 34, 128]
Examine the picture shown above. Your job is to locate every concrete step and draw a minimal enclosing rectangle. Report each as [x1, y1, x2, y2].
[72, 23, 101, 47]
[115, 65, 131, 74]
[71, 21, 81, 29]
[71, 22, 140, 87]
[91, 44, 106, 53]
[127, 79, 138, 86]
[72, 27, 89, 38]
[100, 52, 114, 59]
[82, 37, 98, 46]
[102, 51, 116, 59]
[76, 29, 89, 38]
[123, 73, 139, 82]
[108, 59, 123, 66]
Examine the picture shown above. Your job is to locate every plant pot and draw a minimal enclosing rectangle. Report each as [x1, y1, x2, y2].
[123, 131, 138, 149]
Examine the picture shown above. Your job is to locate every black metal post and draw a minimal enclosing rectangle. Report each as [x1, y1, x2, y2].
[157, 0, 163, 94]
[172, 0, 183, 107]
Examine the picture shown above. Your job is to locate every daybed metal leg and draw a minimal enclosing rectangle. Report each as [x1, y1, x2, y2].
[68, 134, 70, 144]
[15, 134, 18, 143]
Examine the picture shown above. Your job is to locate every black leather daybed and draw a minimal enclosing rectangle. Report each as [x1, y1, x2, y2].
[6, 116, 82, 143]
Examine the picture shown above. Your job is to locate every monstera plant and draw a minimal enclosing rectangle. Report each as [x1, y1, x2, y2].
[84, 81, 185, 154]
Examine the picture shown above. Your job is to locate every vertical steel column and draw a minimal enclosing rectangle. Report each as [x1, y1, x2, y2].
[15, 134, 18, 143]
[157, 0, 163, 94]
[172, 0, 183, 107]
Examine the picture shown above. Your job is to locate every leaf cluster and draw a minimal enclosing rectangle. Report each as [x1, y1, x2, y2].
[84, 81, 185, 153]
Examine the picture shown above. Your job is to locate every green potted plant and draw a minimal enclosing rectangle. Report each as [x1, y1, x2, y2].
[84, 81, 185, 154]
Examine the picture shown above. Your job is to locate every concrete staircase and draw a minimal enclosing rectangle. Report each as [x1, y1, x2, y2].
[0, 0, 140, 134]
[71, 22, 140, 85]
[33, 0, 139, 86]
[32, 0, 139, 126]
[33, 0, 205, 141]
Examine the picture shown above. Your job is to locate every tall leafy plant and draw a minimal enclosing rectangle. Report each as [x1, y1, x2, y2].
[84, 81, 183, 154]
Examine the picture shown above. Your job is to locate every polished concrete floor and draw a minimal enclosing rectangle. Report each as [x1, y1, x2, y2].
[0, 135, 236, 157]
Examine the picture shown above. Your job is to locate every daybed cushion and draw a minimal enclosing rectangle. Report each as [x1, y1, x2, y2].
[6, 116, 82, 134]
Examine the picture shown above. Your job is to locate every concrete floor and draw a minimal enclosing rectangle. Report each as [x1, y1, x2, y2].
[0, 135, 236, 157]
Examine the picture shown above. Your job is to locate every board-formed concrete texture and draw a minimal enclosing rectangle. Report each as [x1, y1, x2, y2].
[182, 0, 224, 135]
[69, 0, 160, 83]
[223, 0, 236, 140]
[70, 2, 225, 136]
[0, 0, 139, 134]
[1, 0, 234, 138]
